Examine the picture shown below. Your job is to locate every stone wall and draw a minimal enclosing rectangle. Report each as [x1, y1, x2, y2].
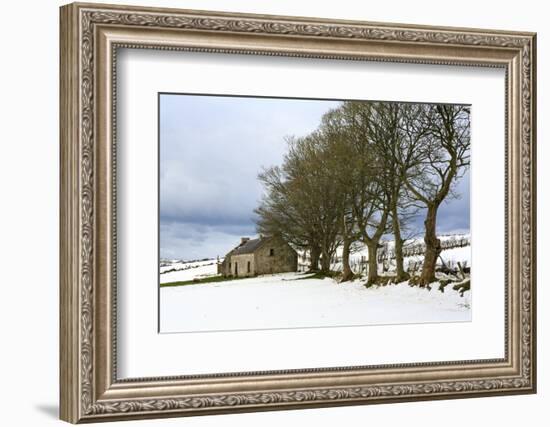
[230, 253, 256, 277]
[219, 237, 298, 277]
[255, 238, 298, 275]
[218, 255, 232, 276]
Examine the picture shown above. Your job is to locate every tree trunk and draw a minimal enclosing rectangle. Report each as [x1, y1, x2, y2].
[320, 247, 331, 273]
[419, 204, 441, 286]
[341, 237, 354, 282]
[309, 245, 320, 272]
[391, 203, 409, 282]
[365, 240, 380, 286]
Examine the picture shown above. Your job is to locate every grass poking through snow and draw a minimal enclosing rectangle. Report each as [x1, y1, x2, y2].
[160, 275, 247, 287]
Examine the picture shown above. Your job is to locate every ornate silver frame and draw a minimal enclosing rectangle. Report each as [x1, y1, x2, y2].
[60, 2, 537, 423]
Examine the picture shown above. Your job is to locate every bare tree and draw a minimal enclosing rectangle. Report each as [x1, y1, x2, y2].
[256, 165, 322, 270]
[317, 108, 361, 281]
[257, 100, 469, 287]
[399, 104, 471, 285]
[256, 132, 343, 273]
[368, 102, 415, 282]
[326, 101, 392, 285]
[320, 101, 422, 283]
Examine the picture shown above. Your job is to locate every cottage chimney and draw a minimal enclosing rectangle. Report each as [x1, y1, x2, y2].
[241, 237, 250, 245]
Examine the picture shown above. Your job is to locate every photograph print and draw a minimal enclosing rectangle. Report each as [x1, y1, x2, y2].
[159, 93, 471, 333]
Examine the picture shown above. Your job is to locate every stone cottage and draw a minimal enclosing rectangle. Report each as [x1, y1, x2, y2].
[218, 236, 298, 278]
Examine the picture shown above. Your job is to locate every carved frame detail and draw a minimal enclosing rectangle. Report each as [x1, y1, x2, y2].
[60, 2, 536, 423]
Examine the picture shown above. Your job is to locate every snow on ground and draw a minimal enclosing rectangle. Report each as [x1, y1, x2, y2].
[160, 234, 471, 333]
[160, 272, 471, 333]
[160, 260, 218, 284]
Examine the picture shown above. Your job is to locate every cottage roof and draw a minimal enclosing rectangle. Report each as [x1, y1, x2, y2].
[231, 237, 268, 255]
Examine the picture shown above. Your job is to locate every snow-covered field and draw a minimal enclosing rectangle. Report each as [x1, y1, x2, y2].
[160, 259, 218, 284]
[160, 234, 471, 333]
[160, 271, 471, 333]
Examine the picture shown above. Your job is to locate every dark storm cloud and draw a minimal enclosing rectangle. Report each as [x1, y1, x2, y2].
[437, 171, 470, 233]
[159, 94, 341, 259]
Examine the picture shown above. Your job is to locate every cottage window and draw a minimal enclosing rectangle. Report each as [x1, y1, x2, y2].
[247, 261, 251, 273]
[269, 248, 274, 256]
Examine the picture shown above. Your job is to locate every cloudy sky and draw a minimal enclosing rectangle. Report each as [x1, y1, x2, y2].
[159, 94, 470, 260]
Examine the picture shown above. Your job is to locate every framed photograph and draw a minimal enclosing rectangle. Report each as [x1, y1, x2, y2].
[60, 2, 537, 423]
